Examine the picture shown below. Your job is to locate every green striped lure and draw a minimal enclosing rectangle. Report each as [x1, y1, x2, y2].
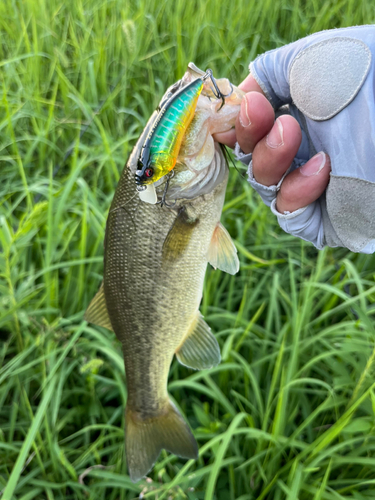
[135, 69, 231, 199]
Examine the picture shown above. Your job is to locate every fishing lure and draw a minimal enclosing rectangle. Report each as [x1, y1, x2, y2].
[135, 69, 232, 192]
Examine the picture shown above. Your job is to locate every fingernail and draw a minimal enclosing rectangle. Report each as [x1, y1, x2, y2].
[300, 152, 326, 176]
[239, 97, 251, 127]
[266, 119, 284, 148]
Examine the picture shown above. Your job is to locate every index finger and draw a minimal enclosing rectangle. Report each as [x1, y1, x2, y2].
[239, 74, 265, 94]
[213, 75, 267, 148]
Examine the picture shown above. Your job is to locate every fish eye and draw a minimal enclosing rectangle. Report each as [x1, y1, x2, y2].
[144, 168, 154, 178]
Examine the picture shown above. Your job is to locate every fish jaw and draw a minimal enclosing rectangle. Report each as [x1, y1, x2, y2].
[130, 66, 242, 203]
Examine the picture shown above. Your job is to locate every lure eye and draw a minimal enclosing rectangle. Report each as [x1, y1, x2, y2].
[144, 168, 154, 178]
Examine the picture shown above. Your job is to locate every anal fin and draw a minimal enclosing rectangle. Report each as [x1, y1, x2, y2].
[176, 313, 220, 370]
[84, 282, 113, 331]
[208, 222, 240, 275]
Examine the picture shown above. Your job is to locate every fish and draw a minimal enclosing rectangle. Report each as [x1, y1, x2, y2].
[84, 64, 244, 482]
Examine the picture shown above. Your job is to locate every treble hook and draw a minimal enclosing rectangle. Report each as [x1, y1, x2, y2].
[156, 170, 177, 208]
[203, 68, 234, 111]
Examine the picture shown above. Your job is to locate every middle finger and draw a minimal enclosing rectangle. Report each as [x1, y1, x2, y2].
[252, 114, 302, 186]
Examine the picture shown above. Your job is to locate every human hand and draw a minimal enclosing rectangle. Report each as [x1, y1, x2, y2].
[216, 75, 331, 213]
[217, 26, 375, 253]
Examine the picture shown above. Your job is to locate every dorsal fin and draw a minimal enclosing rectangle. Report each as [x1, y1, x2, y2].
[84, 283, 113, 331]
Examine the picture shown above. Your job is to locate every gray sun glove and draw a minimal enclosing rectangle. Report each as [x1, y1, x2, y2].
[235, 25, 375, 253]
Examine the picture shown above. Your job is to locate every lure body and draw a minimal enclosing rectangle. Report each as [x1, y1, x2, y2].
[136, 78, 204, 185]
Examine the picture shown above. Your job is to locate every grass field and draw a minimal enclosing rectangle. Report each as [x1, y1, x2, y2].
[2, 1, 375, 498]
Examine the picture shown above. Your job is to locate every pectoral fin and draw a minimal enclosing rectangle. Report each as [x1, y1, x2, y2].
[176, 313, 220, 370]
[208, 222, 240, 275]
[162, 208, 199, 262]
[84, 283, 113, 331]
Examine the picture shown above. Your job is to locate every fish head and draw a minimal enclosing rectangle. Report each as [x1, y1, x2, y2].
[130, 63, 244, 204]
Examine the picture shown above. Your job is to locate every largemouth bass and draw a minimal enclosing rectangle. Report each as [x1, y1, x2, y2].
[85, 64, 244, 482]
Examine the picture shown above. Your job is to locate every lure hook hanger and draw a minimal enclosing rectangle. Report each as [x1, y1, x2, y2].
[203, 69, 234, 111]
[156, 170, 177, 208]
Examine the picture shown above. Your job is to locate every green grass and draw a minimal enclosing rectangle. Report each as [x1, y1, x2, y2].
[1, 0, 375, 498]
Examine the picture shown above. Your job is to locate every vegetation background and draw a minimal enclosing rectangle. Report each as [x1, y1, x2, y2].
[1, 0, 375, 498]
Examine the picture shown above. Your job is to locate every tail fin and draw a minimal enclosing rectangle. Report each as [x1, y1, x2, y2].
[125, 400, 198, 482]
